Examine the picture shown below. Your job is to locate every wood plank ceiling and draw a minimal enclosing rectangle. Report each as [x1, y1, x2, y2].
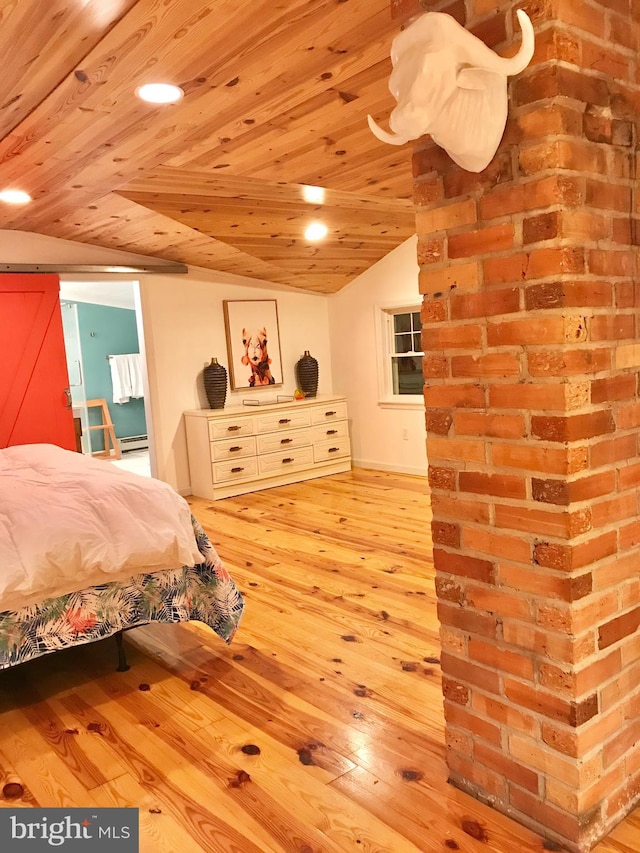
[0, 0, 415, 293]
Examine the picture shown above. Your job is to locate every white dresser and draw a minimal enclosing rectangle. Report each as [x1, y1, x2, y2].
[184, 394, 351, 500]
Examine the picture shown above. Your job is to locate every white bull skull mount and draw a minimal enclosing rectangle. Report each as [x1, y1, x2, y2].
[368, 10, 535, 172]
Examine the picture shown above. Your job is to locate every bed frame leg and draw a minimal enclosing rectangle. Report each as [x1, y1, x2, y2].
[114, 631, 130, 672]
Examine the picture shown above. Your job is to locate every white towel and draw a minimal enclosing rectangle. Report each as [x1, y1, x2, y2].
[128, 354, 144, 399]
[109, 354, 144, 404]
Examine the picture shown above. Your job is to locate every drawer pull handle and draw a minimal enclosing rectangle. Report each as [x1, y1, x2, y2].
[328, 447, 339, 453]
[227, 425, 241, 432]
[281, 438, 293, 444]
[229, 446, 242, 452]
[325, 410, 337, 416]
[326, 429, 338, 435]
[282, 457, 294, 464]
[231, 466, 244, 473]
[279, 418, 291, 424]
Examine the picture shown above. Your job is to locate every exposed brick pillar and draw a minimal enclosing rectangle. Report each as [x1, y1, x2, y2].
[391, 0, 640, 849]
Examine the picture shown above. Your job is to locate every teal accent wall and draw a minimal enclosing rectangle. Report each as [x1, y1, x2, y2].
[74, 303, 147, 452]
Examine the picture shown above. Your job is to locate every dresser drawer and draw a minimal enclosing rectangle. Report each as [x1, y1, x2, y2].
[258, 446, 314, 476]
[256, 428, 311, 454]
[311, 421, 349, 444]
[255, 409, 311, 433]
[212, 456, 259, 484]
[208, 416, 254, 441]
[314, 437, 351, 463]
[310, 402, 348, 425]
[210, 435, 257, 462]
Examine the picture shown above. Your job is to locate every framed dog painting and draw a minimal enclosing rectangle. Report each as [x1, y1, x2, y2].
[223, 299, 284, 391]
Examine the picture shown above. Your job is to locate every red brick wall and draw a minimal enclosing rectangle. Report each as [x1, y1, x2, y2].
[394, 0, 640, 849]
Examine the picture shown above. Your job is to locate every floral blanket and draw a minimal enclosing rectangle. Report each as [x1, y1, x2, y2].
[0, 516, 244, 670]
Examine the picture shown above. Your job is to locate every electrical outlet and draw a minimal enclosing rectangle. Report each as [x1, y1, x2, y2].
[402, 428, 409, 441]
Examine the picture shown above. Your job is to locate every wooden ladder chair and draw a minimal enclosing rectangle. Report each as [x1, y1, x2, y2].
[86, 398, 121, 459]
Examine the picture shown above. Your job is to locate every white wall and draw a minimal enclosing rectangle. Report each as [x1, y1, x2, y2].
[328, 236, 428, 477]
[138, 270, 332, 493]
[0, 230, 158, 265]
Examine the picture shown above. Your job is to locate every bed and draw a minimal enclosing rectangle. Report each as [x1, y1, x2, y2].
[0, 443, 244, 670]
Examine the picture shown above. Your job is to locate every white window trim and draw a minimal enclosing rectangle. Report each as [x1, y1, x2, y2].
[375, 301, 424, 411]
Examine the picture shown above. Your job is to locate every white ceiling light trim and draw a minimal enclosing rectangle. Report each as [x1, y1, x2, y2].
[136, 83, 184, 104]
[302, 185, 325, 204]
[0, 189, 31, 204]
[305, 222, 328, 241]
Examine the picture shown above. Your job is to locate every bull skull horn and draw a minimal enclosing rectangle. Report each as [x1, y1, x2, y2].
[367, 114, 409, 146]
[466, 10, 535, 76]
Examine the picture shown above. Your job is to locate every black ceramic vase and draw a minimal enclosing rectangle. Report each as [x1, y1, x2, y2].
[203, 358, 227, 409]
[295, 351, 319, 398]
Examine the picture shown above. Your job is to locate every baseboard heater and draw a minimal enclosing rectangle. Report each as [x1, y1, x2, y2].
[118, 434, 149, 452]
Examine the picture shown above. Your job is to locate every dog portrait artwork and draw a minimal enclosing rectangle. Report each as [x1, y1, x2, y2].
[241, 327, 275, 387]
[223, 299, 283, 391]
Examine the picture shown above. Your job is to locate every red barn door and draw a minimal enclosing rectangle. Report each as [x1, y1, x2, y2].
[0, 274, 75, 450]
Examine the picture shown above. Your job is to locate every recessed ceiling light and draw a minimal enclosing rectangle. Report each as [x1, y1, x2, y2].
[305, 222, 328, 241]
[136, 83, 184, 104]
[0, 189, 31, 204]
[302, 185, 325, 204]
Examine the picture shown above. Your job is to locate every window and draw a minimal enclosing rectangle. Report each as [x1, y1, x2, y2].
[376, 304, 424, 407]
[390, 310, 423, 395]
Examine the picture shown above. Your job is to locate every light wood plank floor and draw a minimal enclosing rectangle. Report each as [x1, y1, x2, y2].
[0, 469, 638, 852]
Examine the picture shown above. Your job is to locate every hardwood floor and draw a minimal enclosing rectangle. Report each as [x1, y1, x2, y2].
[0, 468, 638, 852]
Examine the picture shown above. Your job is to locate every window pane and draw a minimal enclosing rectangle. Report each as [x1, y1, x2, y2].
[392, 356, 423, 394]
[394, 333, 413, 354]
[394, 313, 411, 333]
[412, 312, 421, 330]
[413, 332, 422, 353]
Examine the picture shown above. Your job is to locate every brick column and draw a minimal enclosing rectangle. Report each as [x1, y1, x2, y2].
[391, 0, 640, 850]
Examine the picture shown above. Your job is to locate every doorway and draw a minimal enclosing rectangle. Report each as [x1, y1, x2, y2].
[58, 279, 154, 478]
[60, 301, 90, 454]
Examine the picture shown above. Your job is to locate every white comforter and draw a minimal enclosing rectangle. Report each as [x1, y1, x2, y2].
[0, 444, 202, 612]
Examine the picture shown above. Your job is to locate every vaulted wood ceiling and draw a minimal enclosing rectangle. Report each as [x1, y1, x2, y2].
[0, 0, 415, 293]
